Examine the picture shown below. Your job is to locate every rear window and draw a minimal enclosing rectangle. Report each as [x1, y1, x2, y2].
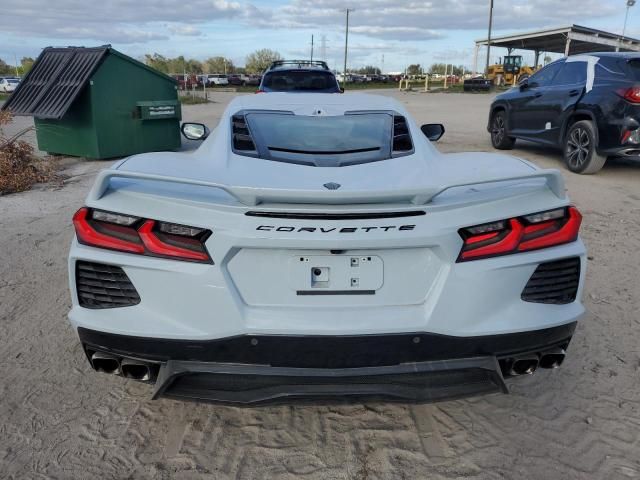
[628, 59, 640, 80]
[235, 112, 412, 167]
[262, 71, 339, 92]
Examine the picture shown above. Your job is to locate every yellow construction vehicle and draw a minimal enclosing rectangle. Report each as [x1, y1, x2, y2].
[486, 55, 536, 86]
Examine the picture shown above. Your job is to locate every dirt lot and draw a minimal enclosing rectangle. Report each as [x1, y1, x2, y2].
[1, 91, 639, 479]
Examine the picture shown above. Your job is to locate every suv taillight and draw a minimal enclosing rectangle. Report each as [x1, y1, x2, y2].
[619, 86, 640, 103]
[458, 207, 582, 262]
[73, 208, 212, 263]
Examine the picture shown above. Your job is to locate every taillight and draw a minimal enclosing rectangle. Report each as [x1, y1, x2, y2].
[458, 207, 582, 262]
[73, 207, 212, 263]
[618, 86, 640, 103]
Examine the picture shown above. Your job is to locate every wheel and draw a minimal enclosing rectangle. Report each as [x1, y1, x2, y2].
[490, 111, 515, 150]
[563, 120, 607, 174]
[495, 74, 504, 87]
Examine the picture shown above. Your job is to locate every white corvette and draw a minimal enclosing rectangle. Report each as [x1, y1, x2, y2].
[68, 93, 586, 404]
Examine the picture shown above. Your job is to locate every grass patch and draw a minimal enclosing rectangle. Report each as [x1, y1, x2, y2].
[0, 93, 8, 101]
[179, 94, 210, 105]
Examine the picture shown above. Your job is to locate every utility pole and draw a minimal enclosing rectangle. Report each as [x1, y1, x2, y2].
[618, 0, 636, 51]
[343, 8, 352, 86]
[310, 34, 314, 62]
[485, 0, 494, 76]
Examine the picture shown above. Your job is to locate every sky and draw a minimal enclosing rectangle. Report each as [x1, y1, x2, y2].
[0, 0, 637, 73]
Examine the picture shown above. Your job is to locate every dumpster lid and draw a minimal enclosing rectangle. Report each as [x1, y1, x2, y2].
[1, 46, 109, 120]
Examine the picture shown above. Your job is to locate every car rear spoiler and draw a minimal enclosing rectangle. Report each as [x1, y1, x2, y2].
[86, 168, 566, 207]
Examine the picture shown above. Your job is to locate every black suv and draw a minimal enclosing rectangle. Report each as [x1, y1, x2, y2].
[488, 53, 640, 174]
[258, 60, 342, 93]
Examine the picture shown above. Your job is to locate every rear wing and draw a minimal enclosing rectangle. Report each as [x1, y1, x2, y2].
[86, 169, 566, 207]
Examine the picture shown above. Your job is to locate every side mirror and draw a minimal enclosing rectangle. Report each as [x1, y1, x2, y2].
[421, 123, 445, 142]
[519, 78, 529, 90]
[181, 122, 209, 141]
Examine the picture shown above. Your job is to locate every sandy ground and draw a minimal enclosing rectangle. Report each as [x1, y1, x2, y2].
[1, 91, 639, 479]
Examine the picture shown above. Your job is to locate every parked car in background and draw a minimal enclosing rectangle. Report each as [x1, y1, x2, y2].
[488, 52, 640, 174]
[206, 74, 229, 86]
[171, 74, 200, 90]
[463, 77, 493, 92]
[259, 60, 341, 93]
[228, 74, 261, 86]
[0, 77, 20, 93]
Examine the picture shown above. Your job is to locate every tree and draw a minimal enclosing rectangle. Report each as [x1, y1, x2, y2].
[20, 57, 35, 75]
[245, 49, 282, 73]
[144, 53, 170, 73]
[356, 65, 381, 75]
[406, 64, 422, 76]
[428, 63, 466, 76]
[204, 56, 234, 74]
[0, 59, 14, 76]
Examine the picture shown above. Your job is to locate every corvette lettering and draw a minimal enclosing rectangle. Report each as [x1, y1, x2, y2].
[256, 225, 416, 232]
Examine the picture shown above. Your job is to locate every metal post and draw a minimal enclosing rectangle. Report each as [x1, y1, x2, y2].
[564, 37, 571, 57]
[311, 34, 314, 61]
[473, 44, 479, 75]
[343, 9, 351, 89]
[618, 0, 636, 52]
[534, 49, 540, 69]
[485, 0, 494, 76]
[444, 63, 448, 89]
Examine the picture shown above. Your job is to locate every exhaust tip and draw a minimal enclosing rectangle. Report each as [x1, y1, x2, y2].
[539, 349, 566, 369]
[121, 359, 152, 381]
[91, 352, 120, 374]
[510, 356, 539, 375]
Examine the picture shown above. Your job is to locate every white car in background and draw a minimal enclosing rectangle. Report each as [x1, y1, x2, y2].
[68, 93, 586, 405]
[206, 74, 228, 86]
[0, 77, 20, 93]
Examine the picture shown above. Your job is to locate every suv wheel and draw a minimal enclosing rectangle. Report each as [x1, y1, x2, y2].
[491, 111, 515, 149]
[563, 120, 607, 174]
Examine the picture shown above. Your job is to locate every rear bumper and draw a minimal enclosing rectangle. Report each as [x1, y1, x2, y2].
[79, 322, 575, 404]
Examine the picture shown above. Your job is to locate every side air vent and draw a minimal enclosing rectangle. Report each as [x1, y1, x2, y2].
[392, 115, 413, 154]
[521, 257, 580, 304]
[231, 114, 257, 153]
[76, 261, 140, 309]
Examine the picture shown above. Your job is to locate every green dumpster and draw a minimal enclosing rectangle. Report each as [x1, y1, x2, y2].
[2, 46, 181, 159]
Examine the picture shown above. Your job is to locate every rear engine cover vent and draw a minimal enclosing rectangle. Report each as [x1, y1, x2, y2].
[521, 257, 580, 304]
[231, 114, 257, 153]
[76, 261, 140, 309]
[392, 115, 413, 154]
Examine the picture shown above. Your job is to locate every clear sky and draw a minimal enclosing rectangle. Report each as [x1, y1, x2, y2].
[0, 0, 638, 73]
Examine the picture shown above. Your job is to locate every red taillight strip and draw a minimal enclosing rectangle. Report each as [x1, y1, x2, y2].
[138, 220, 210, 262]
[518, 207, 581, 251]
[458, 207, 582, 262]
[460, 219, 523, 260]
[73, 208, 145, 254]
[72, 208, 211, 263]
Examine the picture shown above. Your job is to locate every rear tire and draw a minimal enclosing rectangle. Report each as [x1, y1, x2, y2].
[563, 120, 607, 174]
[490, 111, 515, 150]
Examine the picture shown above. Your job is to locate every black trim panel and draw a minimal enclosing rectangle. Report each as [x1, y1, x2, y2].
[245, 210, 426, 220]
[297, 290, 375, 296]
[78, 322, 576, 369]
[152, 356, 508, 405]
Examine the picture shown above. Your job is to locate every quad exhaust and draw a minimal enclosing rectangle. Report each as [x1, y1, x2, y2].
[539, 348, 566, 369]
[509, 355, 539, 376]
[90, 352, 121, 374]
[89, 351, 158, 381]
[121, 359, 153, 381]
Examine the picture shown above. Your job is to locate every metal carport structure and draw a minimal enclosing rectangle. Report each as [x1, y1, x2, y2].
[473, 24, 640, 74]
